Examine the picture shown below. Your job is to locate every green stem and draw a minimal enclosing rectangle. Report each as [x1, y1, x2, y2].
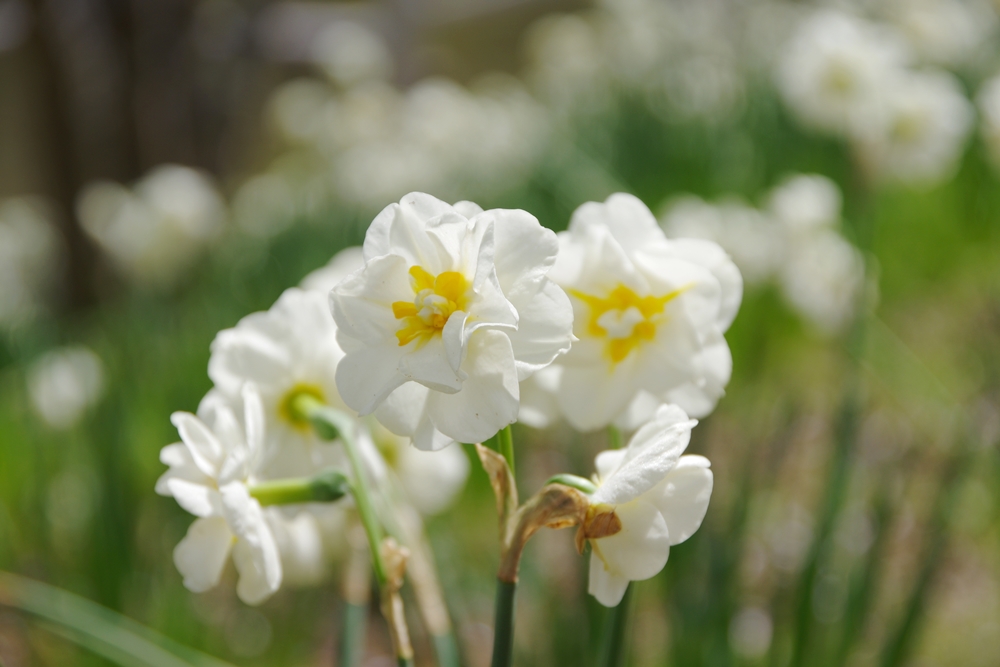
[599, 583, 634, 667]
[398, 658, 414, 667]
[491, 578, 517, 667]
[607, 425, 624, 450]
[498, 426, 515, 477]
[249, 470, 349, 506]
[340, 601, 369, 667]
[433, 632, 462, 667]
[295, 395, 387, 586]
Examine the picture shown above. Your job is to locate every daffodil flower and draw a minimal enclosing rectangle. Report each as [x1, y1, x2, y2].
[209, 287, 351, 478]
[331, 193, 573, 449]
[581, 404, 713, 607]
[540, 193, 741, 431]
[155, 384, 282, 605]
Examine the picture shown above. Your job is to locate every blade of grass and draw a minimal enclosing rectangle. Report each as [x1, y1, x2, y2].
[0, 572, 235, 667]
[878, 438, 976, 667]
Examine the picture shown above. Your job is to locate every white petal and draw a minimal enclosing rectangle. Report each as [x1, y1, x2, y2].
[664, 238, 742, 331]
[375, 382, 431, 438]
[173, 517, 233, 593]
[649, 455, 713, 546]
[590, 499, 670, 583]
[555, 361, 641, 432]
[335, 338, 408, 415]
[425, 329, 519, 444]
[399, 332, 465, 393]
[487, 208, 559, 301]
[221, 483, 283, 605]
[452, 200, 484, 218]
[588, 556, 631, 608]
[362, 194, 462, 272]
[660, 332, 732, 419]
[504, 279, 574, 381]
[398, 442, 470, 515]
[441, 310, 470, 376]
[516, 371, 560, 429]
[169, 412, 223, 477]
[241, 382, 266, 463]
[300, 246, 365, 294]
[208, 324, 293, 398]
[591, 405, 695, 505]
[570, 194, 666, 258]
[331, 253, 412, 345]
[413, 411, 457, 451]
[167, 479, 224, 518]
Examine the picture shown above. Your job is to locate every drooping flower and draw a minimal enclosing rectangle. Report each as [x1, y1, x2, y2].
[581, 404, 713, 607]
[156, 384, 282, 605]
[331, 193, 574, 449]
[539, 193, 741, 431]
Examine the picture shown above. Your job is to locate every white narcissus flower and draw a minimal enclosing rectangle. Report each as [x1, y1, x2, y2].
[584, 404, 713, 607]
[857, 70, 972, 185]
[541, 193, 741, 431]
[156, 385, 282, 605]
[208, 287, 349, 479]
[27, 345, 105, 430]
[777, 9, 909, 136]
[331, 193, 574, 450]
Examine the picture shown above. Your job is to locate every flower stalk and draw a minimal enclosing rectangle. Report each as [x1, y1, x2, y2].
[477, 443, 590, 667]
[292, 393, 416, 665]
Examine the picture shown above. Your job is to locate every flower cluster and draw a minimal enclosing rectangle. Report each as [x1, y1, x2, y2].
[77, 165, 227, 288]
[159, 191, 736, 617]
[777, 7, 974, 185]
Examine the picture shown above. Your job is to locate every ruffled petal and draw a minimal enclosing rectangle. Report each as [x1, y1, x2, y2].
[166, 479, 224, 518]
[173, 517, 233, 593]
[169, 412, 224, 478]
[221, 483, 283, 605]
[425, 329, 519, 444]
[335, 338, 408, 415]
[591, 404, 695, 505]
[504, 279, 573, 381]
[570, 193, 667, 258]
[487, 208, 559, 301]
[648, 455, 713, 546]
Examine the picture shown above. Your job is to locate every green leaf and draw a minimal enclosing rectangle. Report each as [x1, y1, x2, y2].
[0, 572, 236, 667]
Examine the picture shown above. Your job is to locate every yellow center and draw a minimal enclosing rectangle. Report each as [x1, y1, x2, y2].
[279, 383, 327, 430]
[392, 266, 470, 347]
[570, 283, 686, 364]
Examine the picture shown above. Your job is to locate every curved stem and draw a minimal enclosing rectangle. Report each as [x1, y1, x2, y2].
[491, 579, 517, 667]
[295, 395, 387, 586]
